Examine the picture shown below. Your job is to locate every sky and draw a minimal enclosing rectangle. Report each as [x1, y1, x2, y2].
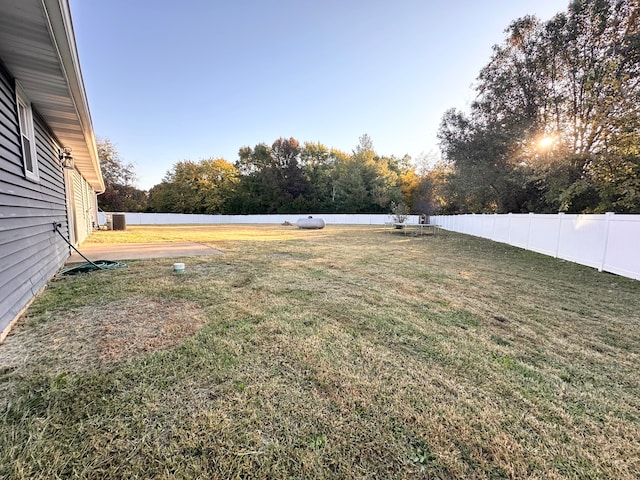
[69, 0, 571, 190]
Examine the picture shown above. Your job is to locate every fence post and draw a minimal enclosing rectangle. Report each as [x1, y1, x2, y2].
[599, 212, 614, 272]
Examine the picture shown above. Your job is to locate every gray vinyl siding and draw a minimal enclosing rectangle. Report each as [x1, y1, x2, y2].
[0, 62, 70, 335]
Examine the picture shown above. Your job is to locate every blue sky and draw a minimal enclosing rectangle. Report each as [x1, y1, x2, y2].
[70, 0, 570, 190]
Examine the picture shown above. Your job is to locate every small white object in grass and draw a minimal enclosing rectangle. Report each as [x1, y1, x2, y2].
[173, 262, 185, 273]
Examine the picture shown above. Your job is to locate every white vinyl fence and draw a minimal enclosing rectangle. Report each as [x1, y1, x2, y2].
[97, 211, 639, 281]
[98, 212, 420, 226]
[431, 213, 640, 281]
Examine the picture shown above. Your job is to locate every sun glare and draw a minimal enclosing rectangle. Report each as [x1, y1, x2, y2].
[538, 136, 555, 149]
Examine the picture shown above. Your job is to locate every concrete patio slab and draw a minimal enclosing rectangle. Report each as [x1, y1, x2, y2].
[66, 242, 222, 264]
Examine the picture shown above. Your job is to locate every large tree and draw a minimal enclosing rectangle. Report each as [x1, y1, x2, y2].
[147, 158, 238, 213]
[299, 141, 336, 212]
[439, 0, 640, 213]
[232, 138, 310, 213]
[97, 139, 147, 212]
[330, 135, 404, 213]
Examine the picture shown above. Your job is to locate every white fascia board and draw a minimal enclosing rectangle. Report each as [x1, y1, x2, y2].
[41, 0, 105, 193]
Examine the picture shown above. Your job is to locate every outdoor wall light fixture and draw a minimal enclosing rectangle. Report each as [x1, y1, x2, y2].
[59, 146, 74, 169]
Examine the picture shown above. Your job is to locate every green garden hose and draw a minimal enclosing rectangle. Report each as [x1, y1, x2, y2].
[53, 222, 127, 275]
[59, 260, 127, 275]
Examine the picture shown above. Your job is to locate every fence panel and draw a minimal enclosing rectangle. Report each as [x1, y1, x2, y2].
[527, 215, 562, 257]
[508, 214, 532, 249]
[555, 214, 608, 269]
[431, 213, 639, 281]
[492, 215, 511, 244]
[480, 215, 495, 239]
[603, 214, 640, 280]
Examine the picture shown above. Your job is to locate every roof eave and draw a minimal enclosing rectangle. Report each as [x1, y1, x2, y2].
[42, 0, 104, 193]
[0, 0, 104, 193]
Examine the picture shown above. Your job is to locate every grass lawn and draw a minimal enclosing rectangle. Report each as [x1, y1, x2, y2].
[1, 225, 639, 479]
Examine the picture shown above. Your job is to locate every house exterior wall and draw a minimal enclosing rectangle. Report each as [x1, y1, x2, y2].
[0, 62, 71, 340]
[71, 169, 96, 244]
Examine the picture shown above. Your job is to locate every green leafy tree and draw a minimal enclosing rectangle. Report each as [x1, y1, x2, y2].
[332, 156, 371, 212]
[330, 135, 404, 213]
[299, 141, 335, 212]
[439, 0, 640, 213]
[231, 138, 310, 213]
[273, 137, 309, 209]
[438, 110, 526, 212]
[147, 158, 238, 213]
[97, 138, 147, 212]
[231, 144, 274, 213]
[145, 134, 425, 215]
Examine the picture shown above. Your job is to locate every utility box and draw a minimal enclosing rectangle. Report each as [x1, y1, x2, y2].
[112, 213, 126, 231]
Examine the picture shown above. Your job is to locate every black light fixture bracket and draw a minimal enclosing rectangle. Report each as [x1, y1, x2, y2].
[59, 146, 74, 169]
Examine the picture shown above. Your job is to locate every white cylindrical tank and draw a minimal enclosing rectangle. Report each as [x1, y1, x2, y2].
[296, 217, 326, 229]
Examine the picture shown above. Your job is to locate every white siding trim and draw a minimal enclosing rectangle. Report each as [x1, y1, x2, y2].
[15, 83, 39, 182]
[71, 169, 95, 244]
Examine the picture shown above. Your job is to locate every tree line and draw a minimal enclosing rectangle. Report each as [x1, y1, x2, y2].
[99, 135, 437, 215]
[99, 0, 639, 215]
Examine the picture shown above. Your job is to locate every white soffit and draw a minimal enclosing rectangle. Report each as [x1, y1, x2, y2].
[0, 0, 104, 192]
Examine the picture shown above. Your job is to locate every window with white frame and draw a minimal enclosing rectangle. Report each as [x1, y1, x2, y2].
[16, 86, 38, 181]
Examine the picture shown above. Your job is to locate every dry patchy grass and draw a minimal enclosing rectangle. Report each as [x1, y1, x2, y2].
[0, 298, 205, 397]
[1, 225, 639, 479]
